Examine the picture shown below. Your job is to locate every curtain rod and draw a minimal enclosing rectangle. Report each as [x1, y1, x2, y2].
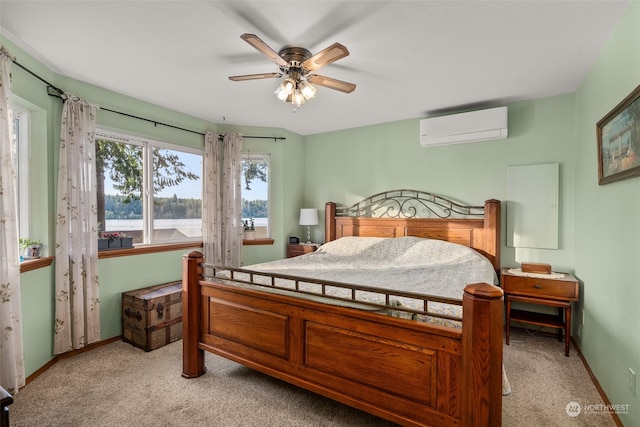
[13, 59, 286, 142]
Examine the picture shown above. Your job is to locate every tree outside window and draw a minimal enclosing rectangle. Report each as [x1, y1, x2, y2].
[242, 154, 270, 238]
[96, 131, 202, 244]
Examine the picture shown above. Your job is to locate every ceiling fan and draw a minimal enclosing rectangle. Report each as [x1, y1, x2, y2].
[229, 33, 356, 108]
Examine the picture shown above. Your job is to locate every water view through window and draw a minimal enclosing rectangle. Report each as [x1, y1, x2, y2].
[242, 155, 270, 238]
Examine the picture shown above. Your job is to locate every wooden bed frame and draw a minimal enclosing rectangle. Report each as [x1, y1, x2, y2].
[182, 191, 503, 426]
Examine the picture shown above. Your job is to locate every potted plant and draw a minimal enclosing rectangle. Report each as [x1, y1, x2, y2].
[120, 232, 133, 249]
[19, 237, 43, 260]
[243, 218, 255, 240]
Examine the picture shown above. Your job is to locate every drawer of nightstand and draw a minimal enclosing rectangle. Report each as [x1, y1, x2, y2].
[502, 274, 578, 301]
[288, 249, 306, 257]
[287, 244, 318, 258]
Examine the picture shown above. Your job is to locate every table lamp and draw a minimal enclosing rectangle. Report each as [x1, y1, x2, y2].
[299, 208, 318, 244]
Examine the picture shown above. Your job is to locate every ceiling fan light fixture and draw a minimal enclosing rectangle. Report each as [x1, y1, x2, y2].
[291, 89, 306, 107]
[274, 77, 316, 106]
[274, 78, 295, 101]
[298, 80, 316, 100]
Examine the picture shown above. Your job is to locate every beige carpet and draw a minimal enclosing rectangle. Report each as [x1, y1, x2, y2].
[502, 330, 617, 426]
[10, 330, 616, 427]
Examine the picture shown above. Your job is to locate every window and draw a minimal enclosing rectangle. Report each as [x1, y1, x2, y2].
[241, 154, 270, 238]
[11, 105, 30, 238]
[96, 130, 202, 245]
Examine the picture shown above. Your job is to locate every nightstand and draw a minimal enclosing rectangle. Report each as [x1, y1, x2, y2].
[287, 243, 319, 258]
[501, 267, 579, 357]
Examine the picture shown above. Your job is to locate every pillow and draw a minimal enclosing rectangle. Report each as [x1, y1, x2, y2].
[316, 236, 492, 271]
[315, 236, 389, 257]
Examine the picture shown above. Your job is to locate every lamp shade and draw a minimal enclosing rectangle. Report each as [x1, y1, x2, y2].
[299, 208, 318, 226]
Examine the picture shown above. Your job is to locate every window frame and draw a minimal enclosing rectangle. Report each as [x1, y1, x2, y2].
[11, 104, 30, 238]
[96, 129, 203, 246]
[241, 153, 271, 239]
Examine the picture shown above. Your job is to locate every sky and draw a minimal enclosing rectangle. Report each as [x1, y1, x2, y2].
[105, 153, 268, 201]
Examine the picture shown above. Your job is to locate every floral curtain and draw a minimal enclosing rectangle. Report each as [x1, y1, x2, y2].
[0, 45, 25, 394]
[54, 95, 100, 354]
[203, 132, 243, 266]
[202, 132, 220, 263]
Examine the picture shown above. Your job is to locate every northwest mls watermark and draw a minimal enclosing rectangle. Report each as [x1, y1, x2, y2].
[566, 401, 630, 417]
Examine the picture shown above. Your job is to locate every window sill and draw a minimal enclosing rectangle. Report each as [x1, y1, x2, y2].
[243, 238, 274, 246]
[20, 256, 54, 273]
[18, 240, 267, 270]
[98, 242, 203, 259]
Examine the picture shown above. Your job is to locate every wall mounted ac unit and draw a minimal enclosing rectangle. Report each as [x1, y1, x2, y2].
[420, 106, 508, 147]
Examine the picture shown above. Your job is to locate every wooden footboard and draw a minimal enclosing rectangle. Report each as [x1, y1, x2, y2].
[182, 252, 503, 427]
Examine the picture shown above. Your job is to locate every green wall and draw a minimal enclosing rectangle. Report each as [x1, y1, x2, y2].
[20, 266, 54, 375]
[303, 94, 577, 271]
[573, 1, 640, 425]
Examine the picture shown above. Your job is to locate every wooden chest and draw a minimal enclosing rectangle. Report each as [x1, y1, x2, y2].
[122, 281, 183, 351]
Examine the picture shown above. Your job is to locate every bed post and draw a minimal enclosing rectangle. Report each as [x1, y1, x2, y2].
[325, 201, 337, 242]
[483, 199, 501, 272]
[182, 251, 206, 378]
[461, 282, 503, 427]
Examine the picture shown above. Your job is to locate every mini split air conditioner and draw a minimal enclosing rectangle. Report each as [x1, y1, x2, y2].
[420, 106, 508, 147]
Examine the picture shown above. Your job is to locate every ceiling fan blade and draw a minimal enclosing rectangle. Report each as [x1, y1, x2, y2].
[302, 43, 349, 71]
[307, 74, 356, 93]
[229, 73, 282, 81]
[240, 33, 288, 67]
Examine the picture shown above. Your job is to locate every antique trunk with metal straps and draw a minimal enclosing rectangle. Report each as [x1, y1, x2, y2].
[122, 281, 182, 351]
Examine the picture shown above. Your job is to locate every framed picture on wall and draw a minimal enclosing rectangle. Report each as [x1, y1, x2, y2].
[597, 83, 640, 185]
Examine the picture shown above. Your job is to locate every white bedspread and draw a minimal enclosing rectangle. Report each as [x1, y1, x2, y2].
[247, 236, 497, 300]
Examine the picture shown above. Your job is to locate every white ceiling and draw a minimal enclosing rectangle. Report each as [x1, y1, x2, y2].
[0, 0, 630, 136]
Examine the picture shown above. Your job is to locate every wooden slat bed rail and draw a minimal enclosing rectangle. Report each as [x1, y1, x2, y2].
[204, 265, 464, 322]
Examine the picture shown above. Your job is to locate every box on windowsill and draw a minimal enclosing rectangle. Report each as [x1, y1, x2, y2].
[99, 237, 134, 251]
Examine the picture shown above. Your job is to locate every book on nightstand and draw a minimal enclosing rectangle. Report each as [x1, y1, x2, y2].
[520, 262, 552, 274]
